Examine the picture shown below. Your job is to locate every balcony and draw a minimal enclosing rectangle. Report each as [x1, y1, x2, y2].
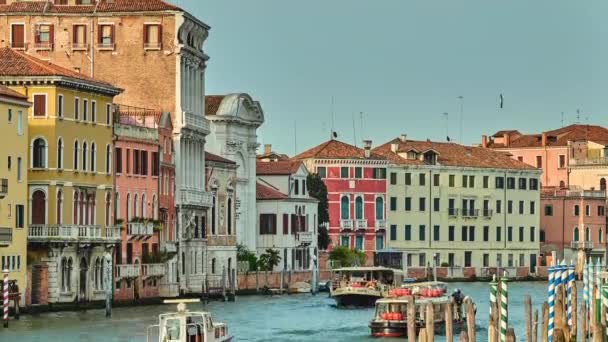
[375, 220, 387, 230]
[115, 264, 140, 280]
[0, 178, 7, 199]
[570, 157, 608, 166]
[461, 209, 479, 218]
[34, 42, 53, 50]
[296, 231, 314, 245]
[28, 224, 120, 243]
[184, 112, 210, 133]
[106, 225, 121, 239]
[340, 219, 353, 230]
[180, 189, 213, 207]
[355, 219, 367, 230]
[114, 104, 161, 129]
[142, 264, 165, 279]
[0, 227, 12, 246]
[448, 208, 459, 217]
[161, 241, 177, 253]
[127, 222, 153, 236]
[571, 241, 594, 250]
[482, 209, 493, 218]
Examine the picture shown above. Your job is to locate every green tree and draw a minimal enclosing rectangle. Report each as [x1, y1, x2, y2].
[306, 173, 330, 249]
[237, 244, 258, 271]
[258, 248, 282, 286]
[329, 246, 366, 268]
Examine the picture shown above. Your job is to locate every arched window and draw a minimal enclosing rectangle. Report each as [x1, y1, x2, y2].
[585, 227, 590, 241]
[227, 197, 233, 235]
[601, 178, 607, 191]
[152, 195, 157, 220]
[105, 144, 111, 174]
[67, 257, 73, 291]
[56, 190, 63, 224]
[57, 137, 63, 169]
[355, 196, 363, 220]
[141, 193, 146, 218]
[32, 138, 47, 168]
[73, 140, 79, 170]
[82, 142, 87, 171]
[573, 227, 579, 242]
[126, 193, 131, 221]
[181, 252, 186, 275]
[90, 194, 95, 225]
[340, 196, 350, 220]
[559, 180, 565, 188]
[73, 191, 79, 224]
[94, 258, 99, 290]
[134, 194, 139, 218]
[79, 192, 84, 224]
[61, 257, 67, 292]
[31, 190, 46, 224]
[90, 142, 96, 172]
[375, 197, 384, 220]
[99, 257, 104, 291]
[105, 192, 111, 226]
[211, 258, 216, 274]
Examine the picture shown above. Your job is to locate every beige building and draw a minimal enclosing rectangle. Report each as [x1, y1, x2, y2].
[568, 140, 608, 193]
[373, 135, 542, 271]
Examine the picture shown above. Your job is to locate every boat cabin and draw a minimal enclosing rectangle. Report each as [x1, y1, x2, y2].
[331, 266, 405, 291]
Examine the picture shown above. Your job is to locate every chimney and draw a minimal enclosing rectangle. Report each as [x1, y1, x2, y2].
[264, 144, 272, 155]
[363, 139, 372, 158]
[400, 134, 407, 143]
[481, 135, 488, 148]
[390, 143, 399, 153]
[503, 133, 510, 147]
[541, 132, 547, 147]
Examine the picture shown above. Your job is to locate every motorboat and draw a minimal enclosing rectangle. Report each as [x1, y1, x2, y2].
[146, 299, 233, 342]
[288, 281, 311, 294]
[330, 266, 405, 307]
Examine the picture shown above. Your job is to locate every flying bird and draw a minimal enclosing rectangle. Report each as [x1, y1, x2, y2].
[499, 94, 504, 109]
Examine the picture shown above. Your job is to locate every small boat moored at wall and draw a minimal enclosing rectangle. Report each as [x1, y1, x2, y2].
[330, 266, 405, 307]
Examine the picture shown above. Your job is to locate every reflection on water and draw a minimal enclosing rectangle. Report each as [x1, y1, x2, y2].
[4, 282, 553, 342]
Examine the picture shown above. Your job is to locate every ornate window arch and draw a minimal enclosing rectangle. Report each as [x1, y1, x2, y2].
[375, 196, 384, 220]
[57, 137, 64, 169]
[340, 196, 350, 220]
[90, 142, 96, 172]
[31, 137, 47, 168]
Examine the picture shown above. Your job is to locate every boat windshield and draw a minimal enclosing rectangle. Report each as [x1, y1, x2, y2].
[165, 318, 181, 341]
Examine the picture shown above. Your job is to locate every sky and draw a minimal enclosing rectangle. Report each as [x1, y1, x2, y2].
[173, 0, 607, 155]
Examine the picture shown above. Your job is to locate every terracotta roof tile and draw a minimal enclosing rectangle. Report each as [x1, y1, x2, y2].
[292, 139, 386, 161]
[373, 137, 536, 170]
[205, 151, 236, 165]
[256, 182, 287, 200]
[0, 85, 27, 101]
[0, 0, 179, 14]
[256, 160, 302, 175]
[487, 124, 608, 148]
[205, 95, 225, 116]
[0, 47, 117, 89]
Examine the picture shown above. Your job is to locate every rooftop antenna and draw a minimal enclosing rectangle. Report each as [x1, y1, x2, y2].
[561, 112, 564, 127]
[458, 96, 464, 144]
[330, 96, 335, 139]
[576, 109, 581, 123]
[359, 112, 364, 142]
[443, 112, 449, 141]
[352, 112, 357, 147]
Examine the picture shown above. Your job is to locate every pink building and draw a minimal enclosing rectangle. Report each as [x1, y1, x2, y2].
[293, 139, 388, 264]
[484, 124, 608, 188]
[541, 188, 607, 263]
[113, 108, 167, 300]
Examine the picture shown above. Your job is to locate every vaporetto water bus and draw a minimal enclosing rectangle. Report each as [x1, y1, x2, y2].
[329, 266, 405, 307]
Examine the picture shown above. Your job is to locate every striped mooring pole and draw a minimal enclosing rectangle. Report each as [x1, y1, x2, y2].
[567, 263, 575, 327]
[584, 261, 589, 309]
[490, 274, 497, 316]
[602, 284, 608, 340]
[3, 268, 8, 328]
[595, 259, 602, 290]
[500, 276, 508, 342]
[548, 266, 555, 342]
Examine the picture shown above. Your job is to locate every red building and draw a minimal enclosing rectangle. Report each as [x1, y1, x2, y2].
[293, 139, 388, 264]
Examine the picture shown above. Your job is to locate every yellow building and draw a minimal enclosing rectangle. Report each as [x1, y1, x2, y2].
[0, 47, 122, 305]
[0, 85, 30, 301]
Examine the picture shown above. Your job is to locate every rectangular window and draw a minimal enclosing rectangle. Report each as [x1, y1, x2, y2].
[495, 176, 504, 189]
[433, 198, 440, 212]
[74, 98, 80, 120]
[449, 174, 455, 187]
[17, 157, 22, 182]
[519, 226, 524, 242]
[483, 254, 490, 267]
[340, 167, 349, 178]
[419, 197, 425, 211]
[152, 151, 159, 176]
[530, 226, 535, 242]
[419, 225, 425, 241]
[508, 226, 513, 242]
[559, 155, 566, 168]
[483, 176, 489, 188]
[390, 197, 397, 211]
[599, 206, 605, 217]
[143, 24, 162, 49]
[448, 226, 454, 241]
[372, 168, 386, 179]
[462, 175, 468, 188]
[496, 200, 502, 214]
[354, 167, 362, 179]
[448, 198, 456, 215]
[7, 108, 12, 123]
[33, 94, 46, 117]
[519, 201, 524, 214]
[115, 147, 122, 173]
[72, 24, 87, 48]
[35, 24, 54, 50]
[519, 178, 527, 190]
[133, 149, 140, 175]
[574, 205, 580, 216]
[469, 226, 475, 241]
[106, 103, 112, 125]
[461, 226, 468, 242]
[483, 226, 489, 242]
[519, 254, 525, 267]
[83, 99, 88, 121]
[404, 197, 411, 211]
[496, 226, 502, 241]
[390, 225, 397, 241]
[10, 24, 25, 49]
[98, 24, 115, 48]
[545, 204, 553, 216]
[433, 174, 440, 186]
[529, 178, 539, 190]
[283, 214, 289, 234]
[404, 225, 411, 241]
[126, 149, 131, 174]
[341, 236, 349, 247]
[536, 155, 542, 168]
[508, 254, 514, 267]
[17, 110, 22, 134]
[294, 180, 299, 195]
[16, 205, 24, 228]
[57, 94, 63, 118]
[260, 214, 277, 234]
[390, 172, 397, 185]
[433, 225, 440, 241]
[469, 175, 475, 188]
[91, 101, 96, 123]
[141, 150, 148, 175]
[585, 205, 591, 216]
[507, 177, 515, 189]
[405, 173, 411, 185]
[530, 201, 535, 215]
[419, 173, 426, 186]
[507, 200, 513, 214]
[316, 166, 326, 178]
[419, 253, 426, 267]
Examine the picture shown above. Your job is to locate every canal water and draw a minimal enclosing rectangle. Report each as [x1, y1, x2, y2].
[4, 281, 555, 342]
